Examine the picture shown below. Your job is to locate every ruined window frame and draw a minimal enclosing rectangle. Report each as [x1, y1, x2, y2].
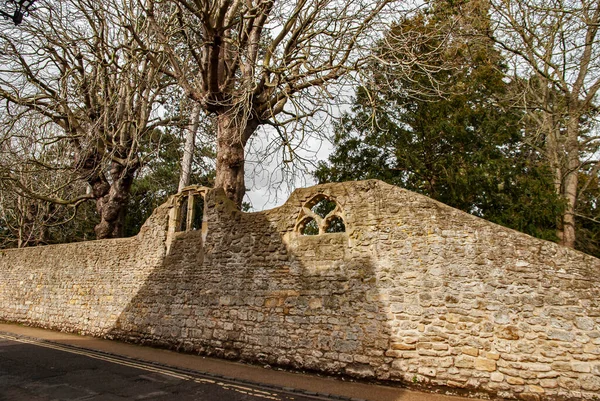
[166, 186, 210, 252]
[295, 194, 346, 236]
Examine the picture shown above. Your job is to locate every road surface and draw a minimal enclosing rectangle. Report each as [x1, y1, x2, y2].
[0, 324, 485, 401]
[0, 334, 335, 401]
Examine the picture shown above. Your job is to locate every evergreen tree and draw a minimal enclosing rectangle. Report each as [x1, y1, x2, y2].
[316, 1, 563, 241]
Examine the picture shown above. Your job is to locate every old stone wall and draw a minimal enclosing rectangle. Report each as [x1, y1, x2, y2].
[0, 205, 168, 334]
[1, 180, 600, 400]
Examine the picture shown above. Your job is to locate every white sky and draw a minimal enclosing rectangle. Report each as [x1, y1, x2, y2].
[241, 84, 355, 212]
[244, 129, 335, 212]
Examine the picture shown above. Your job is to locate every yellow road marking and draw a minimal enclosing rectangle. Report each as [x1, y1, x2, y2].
[0, 333, 284, 400]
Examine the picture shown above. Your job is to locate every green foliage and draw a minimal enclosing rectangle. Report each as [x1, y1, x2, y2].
[311, 199, 337, 218]
[123, 128, 215, 237]
[325, 216, 346, 233]
[316, 0, 563, 242]
[576, 173, 600, 258]
[301, 218, 319, 236]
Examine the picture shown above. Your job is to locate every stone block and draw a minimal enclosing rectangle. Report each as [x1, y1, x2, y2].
[539, 379, 557, 389]
[497, 326, 520, 340]
[527, 385, 545, 394]
[575, 317, 595, 331]
[447, 380, 468, 388]
[418, 367, 437, 377]
[462, 346, 479, 357]
[475, 358, 497, 372]
[390, 343, 416, 350]
[523, 363, 551, 372]
[551, 361, 572, 372]
[581, 374, 600, 391]
[558, 377, 581, 390]
[490, 372, 504, 382]
[455, 355, 475, 369]
[507, 376, 525, 385]
[344, 364, 375, 379]
[572, 362, 591, 373]
[547, 329, 574, 342]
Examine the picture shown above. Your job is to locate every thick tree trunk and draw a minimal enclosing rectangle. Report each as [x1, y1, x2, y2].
[178, 103, 202, 192]
[213, 113, 258, 208]
[92, 162, 136, 239]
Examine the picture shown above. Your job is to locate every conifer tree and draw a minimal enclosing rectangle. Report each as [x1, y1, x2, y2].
[316, 0, 564, 241]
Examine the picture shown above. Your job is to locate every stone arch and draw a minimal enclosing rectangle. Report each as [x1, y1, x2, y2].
[324, 215, 346, 233]
[295, 194, 346, 235]
[166, 185, 211, 252]
[298, 216, 319, 236]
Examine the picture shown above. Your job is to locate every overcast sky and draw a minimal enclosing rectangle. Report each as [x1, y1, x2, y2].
[244, 129, 335, 212]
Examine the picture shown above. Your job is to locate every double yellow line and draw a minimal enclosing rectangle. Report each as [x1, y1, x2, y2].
[0, 333, 283, 401]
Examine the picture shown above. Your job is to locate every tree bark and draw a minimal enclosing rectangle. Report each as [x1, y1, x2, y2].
[558, 117, 581, 248]
[560, 170, 578, 248]
[213, 113, 258, 208]
[178, 103, 202, 192]
[542, 111, 569, 244]
[92, 162, 136, 239]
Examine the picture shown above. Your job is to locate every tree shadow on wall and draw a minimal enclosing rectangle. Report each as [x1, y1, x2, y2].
[107, 185, 400, 383]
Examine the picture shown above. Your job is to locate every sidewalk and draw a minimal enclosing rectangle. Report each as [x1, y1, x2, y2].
[0, 322, 485, 401]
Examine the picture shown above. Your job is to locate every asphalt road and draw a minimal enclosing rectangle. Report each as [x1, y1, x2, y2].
[0, 335, 338, 401]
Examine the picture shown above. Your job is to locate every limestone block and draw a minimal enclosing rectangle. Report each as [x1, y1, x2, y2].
[475, 358, 497, 372]
[572, 362, 591, 373]
[491, 372, 504, 382]
[455, 355, 475, 369]
[581, 375, 600, 391]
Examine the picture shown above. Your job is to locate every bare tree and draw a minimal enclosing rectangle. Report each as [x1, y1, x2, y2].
[140, 0, 409, 207]
[178, 102, 202, 191]
[0, 117, 96, 246]
[0, 0, 177, 238]
[489, 0, 600, 248]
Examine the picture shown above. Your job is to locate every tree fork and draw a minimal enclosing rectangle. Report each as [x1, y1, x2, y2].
[93, 163, 136, 239]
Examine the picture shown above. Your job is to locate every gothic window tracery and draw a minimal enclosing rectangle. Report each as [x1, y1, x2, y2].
[296, 195, 346, 235]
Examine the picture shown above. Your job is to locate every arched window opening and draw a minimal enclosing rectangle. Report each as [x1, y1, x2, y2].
[177, 196, 190, 232]
[325, 216, 346, 233]
[300, 218, 319, 236]
[192, 196, 204, 231]
[175, 192, 205, 232]
[310, 198, 337, 218]
[296, 194, 347, 236]
[166, 185, 211, 253]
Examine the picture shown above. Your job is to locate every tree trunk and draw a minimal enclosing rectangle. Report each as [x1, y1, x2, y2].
[543, 112, 568, 243]
[16, 196, 27, 248]
[93, 162, 136, 239]
[213, 113, 258, 208]
[560, 169, 578, 248]
[178, 103, 202, 192]
[558, 117, 580, 248]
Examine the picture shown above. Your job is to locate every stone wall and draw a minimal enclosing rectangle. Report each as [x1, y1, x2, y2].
[0, 204, 168, 334]
[1, 180, 600, 400]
